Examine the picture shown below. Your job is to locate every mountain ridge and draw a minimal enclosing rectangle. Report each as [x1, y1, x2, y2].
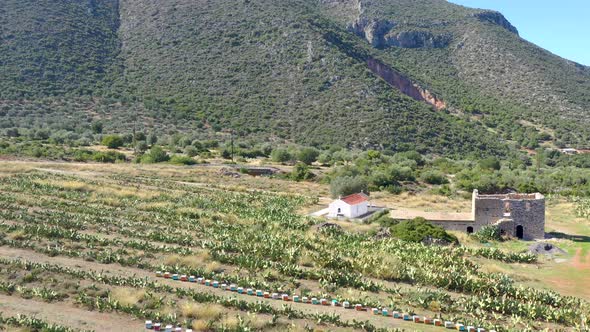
[1, 0, 589, 155]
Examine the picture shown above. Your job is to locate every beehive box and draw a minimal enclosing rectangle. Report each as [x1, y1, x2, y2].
[237, 287, 244, 294]
[433, 319, 442, 326]
[189, 276, 196, 283]
[246, 289, 253, 295]
[412, 315, 421, 323]
[423, 317, 432, 324]
[282, 294, 290, 301]
[153, 323, 161, 331]
[212, 281, 219, 288]
[180, 275, 188, 282]
[382, 309, 389, 316]
[264, 292, 270, 298]
[293, 295, 300, 302]
[320, 298, 328, 306]
[301, 296, 308, 303]
[155, 271, 162, 277]
[312, 298, 319, 305]
[392, 311, 401, 318]
[354, 304, 363, 311]
[163, 272, 171, 279]
[444, 321, 455, 328]
[372, 308, 379, 315]
[456, 323, 465, 331]
[171, 274, 179, 281]
[256, 290, 263, 297]
[467, 326, 476, 332]
[402, 313, 411, 321]
[342, 301, 350, 308]
[230, 284, 237, 291]
[145, 320, 153, 329]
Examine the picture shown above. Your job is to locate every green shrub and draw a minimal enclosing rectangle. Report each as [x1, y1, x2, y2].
[91, 151, 126, 163]
[289, 162, 314, 182]
[420, 171, 449, 185]
[473, 225, 503, 243]
[297, 147, 319, 165]
[390, 217, 458, 244]
[169, 155, 197, 165]
[141, 146, 170, 163]
[101, 135, 124, 149]
[479, 157, 501, 170]
[271, 148, 292, 163]
[330, 175, 368, 198]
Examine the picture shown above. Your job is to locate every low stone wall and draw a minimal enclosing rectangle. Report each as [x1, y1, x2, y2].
[429, 220, 476, 233]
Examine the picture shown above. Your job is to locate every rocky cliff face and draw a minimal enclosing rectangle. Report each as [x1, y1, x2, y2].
[474, 11, 519, 35]
[367, 57, 446, 110]
[350, 19, 450, 49]
[385, 30, 451, 48]
[349, 17, 395, 48]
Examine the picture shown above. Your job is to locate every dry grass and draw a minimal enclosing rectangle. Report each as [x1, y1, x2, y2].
[204, 261, 223, 274]
[180, 302, 200, 318]
[110, 287, 145, 306]
[33, 179, 90, 192]
[218, 315, 240, 330]
[373, 191, 471, 212]
[8, 230, 27, 241]
[192, 304, 224, 321]
[136, 201, 174, 211]
[191, 319, 211, 332]
[164, 251, 211, 269]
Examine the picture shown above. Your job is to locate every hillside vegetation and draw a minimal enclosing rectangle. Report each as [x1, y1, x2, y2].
[1, 0, 589, 155]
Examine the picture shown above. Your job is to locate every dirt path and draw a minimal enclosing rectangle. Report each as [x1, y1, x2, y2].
[572, 247, 590, 270]
[0, 294, 144, 331]
[0, 246, 441, 331]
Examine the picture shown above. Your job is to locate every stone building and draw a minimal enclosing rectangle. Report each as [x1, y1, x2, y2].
[422, 190, 545, 240]
[470, 190, 545, 240]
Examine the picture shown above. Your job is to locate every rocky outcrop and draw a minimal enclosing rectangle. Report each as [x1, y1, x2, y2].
[474, 11, 519, 35]
[367, 57, 446, 110]
[349, 17, 396, 48]
[385, 30, 452, 49]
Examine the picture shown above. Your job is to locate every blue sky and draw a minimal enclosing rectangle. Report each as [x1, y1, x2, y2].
[448, 0, 590, 66]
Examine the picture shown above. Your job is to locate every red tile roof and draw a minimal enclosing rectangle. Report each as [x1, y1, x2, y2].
[340, 193, 369, 205]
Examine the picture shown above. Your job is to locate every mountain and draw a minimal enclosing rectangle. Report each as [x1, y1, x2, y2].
[1, 0, 589, 156]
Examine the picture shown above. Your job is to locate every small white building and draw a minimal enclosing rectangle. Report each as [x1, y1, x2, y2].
[328, 192, 369, 219]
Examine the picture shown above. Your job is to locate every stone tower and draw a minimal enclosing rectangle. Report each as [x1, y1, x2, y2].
[472, 190, 545, 240]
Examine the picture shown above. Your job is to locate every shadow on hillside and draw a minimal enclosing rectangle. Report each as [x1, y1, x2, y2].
[546, 231, 590, 243]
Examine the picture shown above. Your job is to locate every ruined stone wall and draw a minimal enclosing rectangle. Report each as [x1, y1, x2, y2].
[507, 195, 545, 240]
[471, 190, 545, 240]
[429, 220, 476, 233]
